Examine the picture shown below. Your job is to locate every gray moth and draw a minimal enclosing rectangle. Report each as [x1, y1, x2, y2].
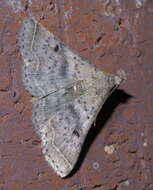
[18, 18, 126, 178]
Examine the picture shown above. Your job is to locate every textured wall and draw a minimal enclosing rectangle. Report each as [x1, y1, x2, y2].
[0, 0, 153, 189]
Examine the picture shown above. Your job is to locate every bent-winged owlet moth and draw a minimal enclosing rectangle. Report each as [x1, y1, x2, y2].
[18, 18, 126, 177]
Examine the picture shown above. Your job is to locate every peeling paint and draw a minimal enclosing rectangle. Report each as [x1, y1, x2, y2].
[64, 6, 73, 22]
[104, 0, 122, 17]
[135, 0, 146, 8]
[143, 142, 147, 147]
[28, 0, 32, 6]
[120, 180, 130, 187]
[92, 162, 100, 170]
[7, 0, 24, 13]
[104, 145, 115, 154]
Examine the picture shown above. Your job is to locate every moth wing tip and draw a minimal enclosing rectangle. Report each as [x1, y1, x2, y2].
[115, 69, 127, 85]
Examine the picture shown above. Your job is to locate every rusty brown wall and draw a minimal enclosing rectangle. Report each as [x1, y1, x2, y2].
[0, 0, 153, 190]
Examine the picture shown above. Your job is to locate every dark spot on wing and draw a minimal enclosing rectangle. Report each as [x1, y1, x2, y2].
[52, 63, 57, 68]
[83, 101, 86, 105]
[24, 20, 28, 24]
[84, 107, 88, 111]
[54, 44, 59, 52]
[60, 59, 68, 77]
[73, 129, 80, 138]
[59, 117, 63, 121]
[33, 111, 37, 116]
[78, 99, 81, 103]
[35, 103, 40, 108]
[45, 39, 49, 43]
[81, 62, 84, 65]
[68, 105, 79, 119]
[72, 73, 77, 77]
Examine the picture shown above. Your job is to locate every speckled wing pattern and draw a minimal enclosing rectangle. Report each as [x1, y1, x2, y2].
[18, 18, 125, 177]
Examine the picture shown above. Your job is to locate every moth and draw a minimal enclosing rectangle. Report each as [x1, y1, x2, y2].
[18, 18, 125, 177]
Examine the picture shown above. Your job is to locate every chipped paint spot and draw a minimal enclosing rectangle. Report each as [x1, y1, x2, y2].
[143, 142, 147, 147]
[8, 0, 24, 13]
[28, 0, 32, 6]
[104, 145, 115, 154]
[103, 0, 122, 17]
[140, 160, 146, 169]
[115, 0, 120, 5]
[141, 132, 144, 137]
[92, 162, 100, 170]
[124, 180, 130, 186]
[135, 0, 146, 8]
[122, 180, 130, 186]
[64, 6, 73, 22]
